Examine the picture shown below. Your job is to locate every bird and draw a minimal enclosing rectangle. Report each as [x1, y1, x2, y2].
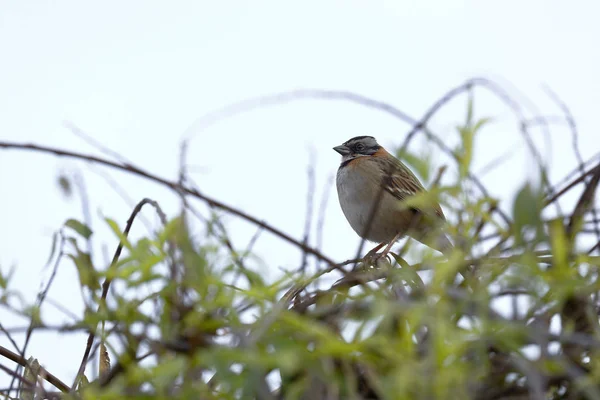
[333, 135, 452, 260]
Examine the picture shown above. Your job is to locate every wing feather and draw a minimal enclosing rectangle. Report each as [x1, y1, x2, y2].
[376, 153, 446, 221]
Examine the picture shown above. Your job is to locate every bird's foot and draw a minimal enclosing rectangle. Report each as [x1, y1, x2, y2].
[356, 243, 383, 268]
[362, 250, 391, 267]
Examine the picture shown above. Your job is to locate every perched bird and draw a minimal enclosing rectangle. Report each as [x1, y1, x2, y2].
[334, 135, 452, 258]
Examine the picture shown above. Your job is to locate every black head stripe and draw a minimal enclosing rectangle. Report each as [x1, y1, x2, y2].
[344, 135, 375, 145]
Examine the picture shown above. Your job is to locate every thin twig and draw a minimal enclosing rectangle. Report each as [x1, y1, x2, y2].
[10, 233, 66, 394]
[71, 198, 162, 390]
[300, 155, 316, 274]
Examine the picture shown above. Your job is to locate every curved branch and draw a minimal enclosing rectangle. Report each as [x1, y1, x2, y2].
[0, 141, 339, 269]
[0, 345, 70, 393]
[71, 198, 163, 389]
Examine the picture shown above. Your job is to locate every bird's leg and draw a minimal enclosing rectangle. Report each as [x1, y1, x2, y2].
[378, 232, 402, 260]
[363, 242, 386, 264]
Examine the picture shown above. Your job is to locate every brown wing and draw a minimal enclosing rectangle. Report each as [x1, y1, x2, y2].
[374, 149, 446, 221]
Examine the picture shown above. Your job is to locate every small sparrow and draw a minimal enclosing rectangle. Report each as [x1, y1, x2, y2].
[334, 136, 452, 258]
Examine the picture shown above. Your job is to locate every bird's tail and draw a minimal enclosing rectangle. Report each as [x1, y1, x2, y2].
[435, 233, 454, 255]
[413, 230, 454, 255]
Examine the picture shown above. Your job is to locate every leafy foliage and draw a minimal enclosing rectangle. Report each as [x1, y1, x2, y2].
[1, 79, 600, 399]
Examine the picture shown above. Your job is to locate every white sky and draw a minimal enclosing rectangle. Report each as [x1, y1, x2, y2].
[0, 0, 598, 389]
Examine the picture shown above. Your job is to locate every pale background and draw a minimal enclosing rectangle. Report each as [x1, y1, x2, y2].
[0, 0, 598, 388]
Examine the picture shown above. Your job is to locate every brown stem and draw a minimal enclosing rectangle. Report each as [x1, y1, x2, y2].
[0, 345, 70, 393]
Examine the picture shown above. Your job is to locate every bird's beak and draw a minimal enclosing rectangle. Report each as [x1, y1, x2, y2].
[333, 145, 350, 156]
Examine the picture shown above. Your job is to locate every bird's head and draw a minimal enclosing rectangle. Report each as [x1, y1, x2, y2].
[333, 136, 381, 165]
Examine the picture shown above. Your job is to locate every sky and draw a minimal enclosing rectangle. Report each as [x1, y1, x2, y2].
[0, 0, 599, 390]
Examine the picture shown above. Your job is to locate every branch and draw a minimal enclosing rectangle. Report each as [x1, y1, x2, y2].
[0, 141, 340, 270]
[0, 345, 70, 393]
[72, 198, 161, 390]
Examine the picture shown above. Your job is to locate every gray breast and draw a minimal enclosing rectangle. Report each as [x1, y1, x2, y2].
[336, 164, 406, 243]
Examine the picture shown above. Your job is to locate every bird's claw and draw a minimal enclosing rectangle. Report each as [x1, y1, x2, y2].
[362, 251, 391, 267]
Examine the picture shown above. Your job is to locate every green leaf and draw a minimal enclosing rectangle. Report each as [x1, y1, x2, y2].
[158, 216, 184, 246]
[396, 149, 431, 182]
[233, 265, 265, 288]
[401, 190, 443, 212]
[57, 174, 72, 198]
[456, 117, 491, 178]
[23, 306, 43, 328]
[465, 92, 474, 126]
[20, 357, 41, 400]
[0, 264, 14, 290]
[67, 238, 100, 291]
[150, 358, 188, 392]
[77, 374, 89, 392]
[65, 219, 93, 239]
[472, 116, 492, 133]
[549, 219, 569, 269]
[105, 217, 133, 251]
[68, 253, 100, 291]
[512, 183, 544, 246]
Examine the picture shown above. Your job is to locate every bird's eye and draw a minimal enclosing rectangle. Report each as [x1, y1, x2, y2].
[355, 143, 365, 152]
